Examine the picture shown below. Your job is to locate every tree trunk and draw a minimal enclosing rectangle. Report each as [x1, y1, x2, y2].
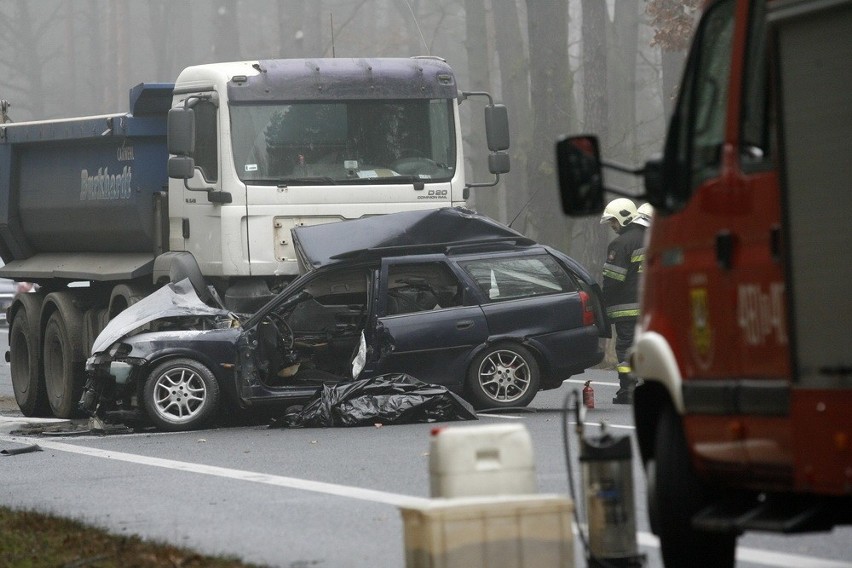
[212, 0, 242, 62]
[463, 0, 497, 220]
[493, 0, 532, 229]
[523, 0, 571, 250]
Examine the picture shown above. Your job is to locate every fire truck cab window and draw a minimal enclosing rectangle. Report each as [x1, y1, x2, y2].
[740, 0, 773, 170]
[688, 0, 735, 187]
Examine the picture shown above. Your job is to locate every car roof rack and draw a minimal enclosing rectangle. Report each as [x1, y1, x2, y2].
[329, 237, 536, 262]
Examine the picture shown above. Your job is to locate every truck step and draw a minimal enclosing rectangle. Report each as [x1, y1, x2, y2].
[693, 495, 835, 534]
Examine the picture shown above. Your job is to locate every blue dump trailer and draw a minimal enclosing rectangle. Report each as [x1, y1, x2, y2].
[0, 84, 172, 260]
[0, 84, 174, 418]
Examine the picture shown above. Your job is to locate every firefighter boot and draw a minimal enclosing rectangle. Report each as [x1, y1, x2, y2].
[612, 362, 634, 405]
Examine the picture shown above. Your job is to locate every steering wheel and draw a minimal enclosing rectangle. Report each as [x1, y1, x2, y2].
[265, 312, 294, 350]
[391, 155, 441, 176]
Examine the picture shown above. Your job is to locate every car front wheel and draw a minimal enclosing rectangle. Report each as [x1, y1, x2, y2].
[141, 358, 220, 431]
[466, 343, 540, 409]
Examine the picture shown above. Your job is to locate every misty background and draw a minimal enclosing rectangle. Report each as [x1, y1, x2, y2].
[0, 0, 698, 279]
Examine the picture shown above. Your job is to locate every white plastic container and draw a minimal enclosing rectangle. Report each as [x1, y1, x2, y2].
[429, 423, 537, 498]
[400, 494, 574, 568]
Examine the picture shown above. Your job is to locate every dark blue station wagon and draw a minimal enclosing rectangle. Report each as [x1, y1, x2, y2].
[82, 208, 608, 431]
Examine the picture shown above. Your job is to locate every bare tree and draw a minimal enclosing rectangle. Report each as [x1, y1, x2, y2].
[212, 0, 243, 61]
[646, 0, 701, 116]
[0, 2, 60, 119]
[493, 0, 533, 228]
[523, 0, 571, 250]
[462, 0, 497, 220]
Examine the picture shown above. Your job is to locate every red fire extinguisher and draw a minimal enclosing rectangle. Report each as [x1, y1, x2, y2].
[583, 380, 595, 409]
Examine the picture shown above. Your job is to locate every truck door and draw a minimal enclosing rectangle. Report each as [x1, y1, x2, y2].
[169, 94, 247, 276]
[658, 0, 751, 469]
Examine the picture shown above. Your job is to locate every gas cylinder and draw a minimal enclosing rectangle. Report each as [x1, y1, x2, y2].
[579, 423, 645, 567]
[583, 380, 595, 409]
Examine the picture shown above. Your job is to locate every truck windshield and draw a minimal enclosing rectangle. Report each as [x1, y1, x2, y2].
[230, 100, 456, 185]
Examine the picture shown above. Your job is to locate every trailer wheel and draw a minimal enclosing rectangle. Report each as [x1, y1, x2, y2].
[142, 358, 220, 432]
[654, 404, 736, 568]
[466, 343, 540, 409]
[9, 307, 49, 416]
[43, 311, 84, 418]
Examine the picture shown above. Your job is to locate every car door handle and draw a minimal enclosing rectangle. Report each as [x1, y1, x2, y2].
[456, 319, 475, 330]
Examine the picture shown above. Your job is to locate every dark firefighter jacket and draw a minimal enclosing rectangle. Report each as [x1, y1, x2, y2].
[602, 222, 646, 320]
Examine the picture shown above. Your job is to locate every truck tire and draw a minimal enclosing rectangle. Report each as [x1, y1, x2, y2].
[654, 404, 736, 568]
[43, 311, 84, 418]
[141, 358, 220, 432]
[9, 306, 49, 416]
[465, 342, 540, 409]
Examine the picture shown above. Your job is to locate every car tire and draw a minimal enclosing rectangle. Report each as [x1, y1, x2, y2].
[654, 404, 737, 568]
[43, 311, 84, 418]
[142, 358, 220, 432]
[9, 307, 49, 416]
[466, 342, 540, 410]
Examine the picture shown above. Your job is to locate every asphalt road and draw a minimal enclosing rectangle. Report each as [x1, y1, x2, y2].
[1, 327, 850, 568]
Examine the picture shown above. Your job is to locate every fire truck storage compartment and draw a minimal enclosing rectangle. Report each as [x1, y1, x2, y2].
[773, 0, 852, 387]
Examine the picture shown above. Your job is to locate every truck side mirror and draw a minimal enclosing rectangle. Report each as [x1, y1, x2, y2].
[168, 156, 195, 179]
[485, 104, 510, 151]
[555, 135, 605, 216]
[168, 107, 195, 156]
[488, 152, 510, 175]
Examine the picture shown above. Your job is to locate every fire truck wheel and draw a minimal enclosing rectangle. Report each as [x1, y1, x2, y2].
[654, 404, 736, 568]
[466, 343, 540, 409]
[142, 358, 220, 432]
[9, 307, 49, 416]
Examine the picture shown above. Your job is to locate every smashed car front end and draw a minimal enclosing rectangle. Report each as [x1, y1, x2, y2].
[80, 321, 243, 426]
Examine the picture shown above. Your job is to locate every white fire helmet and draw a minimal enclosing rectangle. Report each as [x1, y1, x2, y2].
[600, 198, 637, 228]
[633, 203, 654, 227]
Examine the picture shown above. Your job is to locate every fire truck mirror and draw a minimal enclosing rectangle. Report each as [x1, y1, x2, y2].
[556, 135, 605, 216]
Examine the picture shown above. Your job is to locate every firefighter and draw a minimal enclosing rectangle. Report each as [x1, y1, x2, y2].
[600, 198, 645, 404]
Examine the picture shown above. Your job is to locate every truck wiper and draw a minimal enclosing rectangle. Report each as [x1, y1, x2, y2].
[276, 177, 338, 186]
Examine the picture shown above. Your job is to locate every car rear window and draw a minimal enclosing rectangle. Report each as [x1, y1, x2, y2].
[458, 254, 577, 302]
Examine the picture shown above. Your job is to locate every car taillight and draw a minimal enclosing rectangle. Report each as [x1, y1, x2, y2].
[579, 291, 595, 326]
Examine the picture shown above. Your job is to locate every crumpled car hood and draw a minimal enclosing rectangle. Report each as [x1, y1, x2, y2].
[90, 278, 230, 355]
[291, 206, 533, 270]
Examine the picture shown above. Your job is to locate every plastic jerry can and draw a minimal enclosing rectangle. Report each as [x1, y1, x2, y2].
[429, 423, 537, 498]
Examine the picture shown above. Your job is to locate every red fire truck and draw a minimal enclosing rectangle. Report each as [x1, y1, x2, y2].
[557, 0, 851, 566]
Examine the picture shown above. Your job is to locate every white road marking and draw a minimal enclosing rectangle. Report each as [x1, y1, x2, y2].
[0, 433, 430, 509]
[2, 433, 848, 567]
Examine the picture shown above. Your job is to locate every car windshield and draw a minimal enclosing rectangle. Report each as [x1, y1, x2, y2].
[230, 99, 456, 185]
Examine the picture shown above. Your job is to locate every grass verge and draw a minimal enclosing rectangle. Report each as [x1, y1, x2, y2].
[0, 506, 265, 568]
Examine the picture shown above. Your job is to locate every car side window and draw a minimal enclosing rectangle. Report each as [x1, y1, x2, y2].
[458, 254, 577, 302]
[385, 262, 462, 316]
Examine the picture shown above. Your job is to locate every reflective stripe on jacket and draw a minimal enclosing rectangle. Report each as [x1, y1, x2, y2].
[602, 223, 645, 321]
